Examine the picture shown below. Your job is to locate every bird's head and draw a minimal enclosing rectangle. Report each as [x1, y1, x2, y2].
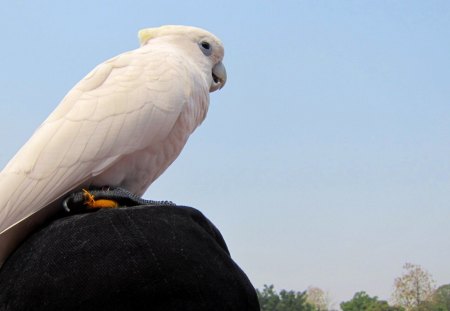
[138, 25, 227, 93]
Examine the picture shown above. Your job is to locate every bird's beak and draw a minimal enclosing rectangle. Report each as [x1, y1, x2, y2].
[210, 61, 227, 92]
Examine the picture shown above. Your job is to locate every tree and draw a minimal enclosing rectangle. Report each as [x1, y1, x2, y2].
[341, 291, 378, 311]
[392, 263, 436, 311]
[306, 286, 331, 311]
[341, 291, 404, 311]
[258, 284, 281, 310]
[257, 284, 315, 311]
[430, 284, 450, 311]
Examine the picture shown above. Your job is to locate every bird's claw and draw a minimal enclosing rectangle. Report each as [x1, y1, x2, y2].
[82, 189, 119, 209]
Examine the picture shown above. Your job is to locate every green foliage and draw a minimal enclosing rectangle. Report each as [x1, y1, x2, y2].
[432, 284, 450, 311]
[256, 279, 450, 311]
[340, 291, 404, 311]
[414, 284, 450, 311]
[257, 284, 315, 311]
[340, 291, 377, 311]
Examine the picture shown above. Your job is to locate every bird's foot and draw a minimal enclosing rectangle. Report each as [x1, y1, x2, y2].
[82, 189, 119, 209]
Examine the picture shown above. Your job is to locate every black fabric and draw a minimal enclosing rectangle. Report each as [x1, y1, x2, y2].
[0, 205, 259, 311]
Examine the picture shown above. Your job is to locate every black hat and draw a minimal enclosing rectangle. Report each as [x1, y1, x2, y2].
[0, 203, 259, 311]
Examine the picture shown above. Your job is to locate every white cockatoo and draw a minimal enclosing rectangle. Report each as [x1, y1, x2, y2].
[0, 25, 226, 266]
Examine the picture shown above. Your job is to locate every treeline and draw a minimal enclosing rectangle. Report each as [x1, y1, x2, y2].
[257, 263, 450, 311]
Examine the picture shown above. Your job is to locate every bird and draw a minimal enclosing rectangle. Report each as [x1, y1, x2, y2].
[0, 25, 227, 267]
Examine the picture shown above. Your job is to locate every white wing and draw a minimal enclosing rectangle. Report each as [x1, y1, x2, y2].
[0, 46, 193, 237]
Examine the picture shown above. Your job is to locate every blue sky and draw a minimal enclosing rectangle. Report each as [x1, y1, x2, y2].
[1, 1, 449, 306]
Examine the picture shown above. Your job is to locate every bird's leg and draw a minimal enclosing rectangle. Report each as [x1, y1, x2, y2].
[82, 189, 119, 209]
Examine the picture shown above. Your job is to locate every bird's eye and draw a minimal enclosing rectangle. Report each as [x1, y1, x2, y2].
[199, 41, 212, 56]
